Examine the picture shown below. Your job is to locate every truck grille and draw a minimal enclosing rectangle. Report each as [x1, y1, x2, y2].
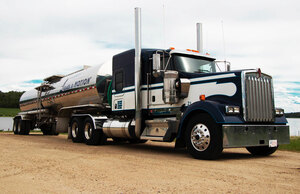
[244, 73, 275, 122]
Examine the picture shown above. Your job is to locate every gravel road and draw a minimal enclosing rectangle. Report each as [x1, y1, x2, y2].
[0, 133, 299, 193]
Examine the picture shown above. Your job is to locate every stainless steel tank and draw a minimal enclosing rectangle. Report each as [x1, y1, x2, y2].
[19, 61, 112, 112]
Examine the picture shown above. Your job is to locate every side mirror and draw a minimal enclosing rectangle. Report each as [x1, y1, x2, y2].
[153, 53, 161, 71]
[152, 53, 162, 77]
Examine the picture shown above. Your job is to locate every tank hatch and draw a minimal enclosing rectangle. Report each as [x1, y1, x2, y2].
[35, 83, 55, 92]
[44, 75, 64, 83]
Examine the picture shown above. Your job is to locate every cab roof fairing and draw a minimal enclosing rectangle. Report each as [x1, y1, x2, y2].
[97, 59, 113, 76]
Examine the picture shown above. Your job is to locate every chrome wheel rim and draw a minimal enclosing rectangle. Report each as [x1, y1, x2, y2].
[84, 123, 92, 140]
[71, 122, 78, 138]
[190, 123, 210, 151]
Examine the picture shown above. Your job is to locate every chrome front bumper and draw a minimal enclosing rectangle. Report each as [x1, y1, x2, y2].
[222, 125, 290, 148]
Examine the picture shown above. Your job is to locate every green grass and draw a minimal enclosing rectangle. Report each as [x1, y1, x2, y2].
[0, 108, 20, 117]
[278, 136, 300, 152]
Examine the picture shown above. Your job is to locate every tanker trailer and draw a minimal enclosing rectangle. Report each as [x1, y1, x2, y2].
[13, 63, 112, 136]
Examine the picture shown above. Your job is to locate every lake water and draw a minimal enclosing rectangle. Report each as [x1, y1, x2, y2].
[287, 118, 300, 136]
[0, 117, 299, 136]
[0, 117, 13, 131]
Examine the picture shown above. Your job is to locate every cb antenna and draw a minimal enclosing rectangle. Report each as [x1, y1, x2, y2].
[163, 1, 166, 48]
[221, 20, 227, 61]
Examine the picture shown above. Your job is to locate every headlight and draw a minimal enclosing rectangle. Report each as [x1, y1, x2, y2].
[275, 108, 284, 116]
[225, 106, 240, 115]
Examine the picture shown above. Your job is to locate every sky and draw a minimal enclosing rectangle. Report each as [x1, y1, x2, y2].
[0, 0, 299, 112]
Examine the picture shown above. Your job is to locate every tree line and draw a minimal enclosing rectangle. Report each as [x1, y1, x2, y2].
[0, 91, 24, 108]
[285, 112, 300, 118]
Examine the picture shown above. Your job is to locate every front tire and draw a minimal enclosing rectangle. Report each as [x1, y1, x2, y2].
[246, 146, 278, 156]
[185, 113, 223, 160]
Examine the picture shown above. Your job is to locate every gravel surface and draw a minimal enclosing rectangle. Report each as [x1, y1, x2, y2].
[0, 133, 299, 193]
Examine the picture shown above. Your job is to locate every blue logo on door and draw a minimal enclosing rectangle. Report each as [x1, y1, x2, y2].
[117, 100, 123, 109]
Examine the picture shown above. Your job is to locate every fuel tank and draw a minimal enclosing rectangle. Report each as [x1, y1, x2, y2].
[19, 61, 112, 112]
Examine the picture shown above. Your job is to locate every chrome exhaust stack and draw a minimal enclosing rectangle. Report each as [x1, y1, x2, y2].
[196, 23, 203, 53]
[134, 7, 142, 138]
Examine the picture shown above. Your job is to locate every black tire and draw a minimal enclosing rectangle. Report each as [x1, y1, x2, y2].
[40, 124, 50, 135]
[185, 113, 223, 160]
[19, 120, 30, 135]
[83, 117, 107, 145]
[13, 118, 20, 135]
[40, 124, 58, 135]
[246, 146, 278, 156]
[70, 118, 84, 143]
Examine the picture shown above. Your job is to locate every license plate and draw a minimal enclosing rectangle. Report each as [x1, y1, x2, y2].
[269, 140, 278, 147]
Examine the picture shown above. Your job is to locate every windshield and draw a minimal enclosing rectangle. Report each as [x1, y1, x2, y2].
[172, 55, 216, 73]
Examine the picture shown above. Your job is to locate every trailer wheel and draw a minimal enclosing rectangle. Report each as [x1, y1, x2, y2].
[19, 120, 30, 135]
[71, 118, 84, 143]
[246, 146, 278, 156]
[41, 124, 58, 135]
[83, 117, 107, 145]
[13, 118, 20, 135]
[185, 113, 223, 160]
[14, 118, 30, 135]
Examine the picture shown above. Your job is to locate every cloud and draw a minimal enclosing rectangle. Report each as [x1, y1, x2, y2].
[273, 80, 300, 112]
[0, 0, 299, 112]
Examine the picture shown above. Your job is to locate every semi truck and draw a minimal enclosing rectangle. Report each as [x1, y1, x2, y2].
[13, 8, 290, 159]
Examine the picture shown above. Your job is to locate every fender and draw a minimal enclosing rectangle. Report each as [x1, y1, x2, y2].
[176, 100, 244, 140]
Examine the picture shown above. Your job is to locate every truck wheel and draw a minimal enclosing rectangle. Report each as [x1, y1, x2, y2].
[41, 124, 50, 135]
[185, 113, 223, 160]
[246, 146, 278, 156]
[83, 117, 107, 145]
[13, 118, 20, 134]
[40, 124, 59, 135]
[19, 120, 30, 135]
[71, 118, 84, 143]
